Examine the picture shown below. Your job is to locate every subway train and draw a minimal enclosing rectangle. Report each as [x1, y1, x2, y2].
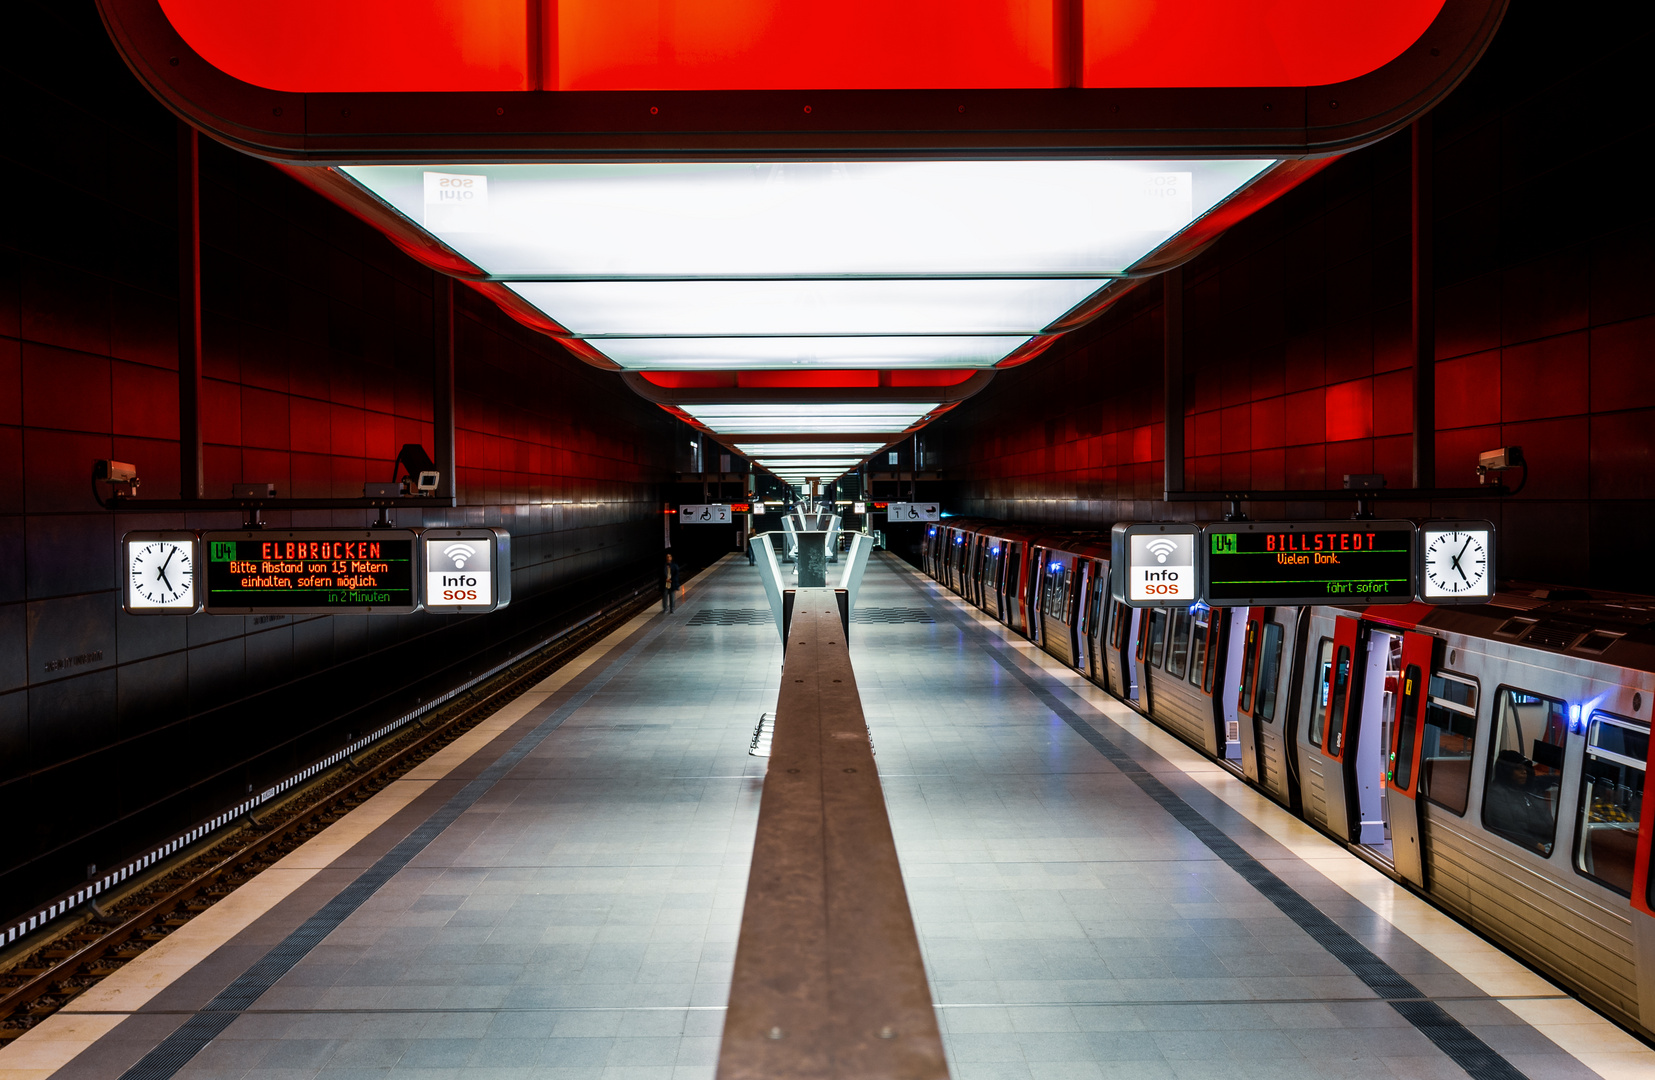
[921, 517, 1655, 1038]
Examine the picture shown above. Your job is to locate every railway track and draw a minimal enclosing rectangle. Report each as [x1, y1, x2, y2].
[0, 580, 663, 1042]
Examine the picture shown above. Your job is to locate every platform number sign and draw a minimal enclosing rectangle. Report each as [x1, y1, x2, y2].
[422, 528, 511, 613]
[122, 531, 202, 614]
[885, 502, 940, 522]
[679, 504, 732, 523]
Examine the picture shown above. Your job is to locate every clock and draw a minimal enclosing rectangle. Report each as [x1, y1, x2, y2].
[1418, 520, 1495, 604]
[122, 531, 202, 614]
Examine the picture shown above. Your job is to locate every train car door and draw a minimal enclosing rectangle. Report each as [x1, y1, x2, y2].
[967, 536, 982, 604]
[1235, 609, 1266, 783]
[1027, 547, 1046, 644]
[1085, 564, 1109, 686]
[1383, 631, 1436, 887]
[1321, 615, 1390, 845]
[1117, 602, 1142, 701]
[1218, 608, 1249, 765]
[1007, 542, 1026, 633]
[1072, 560, 1092, 674]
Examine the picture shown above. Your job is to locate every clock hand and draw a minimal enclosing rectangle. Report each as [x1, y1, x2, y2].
[160, 546, 176, 572]
[157, 565, 173, 591]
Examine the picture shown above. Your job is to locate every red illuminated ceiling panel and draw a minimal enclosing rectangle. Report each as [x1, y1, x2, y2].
[158, 0, 1444, 92]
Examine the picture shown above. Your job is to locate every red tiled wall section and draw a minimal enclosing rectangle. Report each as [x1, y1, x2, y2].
[927, 3, 1655, 592]
[0, 2, 678, 916]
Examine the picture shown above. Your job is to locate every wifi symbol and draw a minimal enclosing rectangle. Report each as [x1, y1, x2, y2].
[443, 543, 477, 569]
[1145, 538, 1178, 564]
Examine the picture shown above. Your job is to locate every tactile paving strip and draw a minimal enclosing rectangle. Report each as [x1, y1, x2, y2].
[686, 608, 773, 625]
[850, 607, 935, 624]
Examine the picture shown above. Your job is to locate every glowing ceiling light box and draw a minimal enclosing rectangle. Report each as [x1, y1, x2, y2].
[590, 335, 1031, 371]
[344, 161, 1268, 279]
[507, 279, 1105, 337]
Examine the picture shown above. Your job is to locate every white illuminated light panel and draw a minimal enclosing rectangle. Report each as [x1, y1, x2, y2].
[342, 160, 1275, 373]
[340, 159, 1276, 461]
[590, 335, 1027, 369]
[736, 443, 885, 456]
[507, 279, 1102, 336]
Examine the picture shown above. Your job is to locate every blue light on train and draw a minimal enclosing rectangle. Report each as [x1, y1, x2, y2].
[1188, 600, 1211, 617]
[955, 536, 964, 544]
[1572, 693, 1609, 735]
[927, 527, 936, 536]
[991, 546, 1000, 554]
[1049, 561, 1062, 572]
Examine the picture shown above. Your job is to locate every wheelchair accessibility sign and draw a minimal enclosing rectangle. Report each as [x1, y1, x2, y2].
[679, 504, 732, 524]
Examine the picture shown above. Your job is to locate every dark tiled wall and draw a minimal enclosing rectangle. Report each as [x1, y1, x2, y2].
[1, 4, 675, 910]
[928, 4, 1655, 592]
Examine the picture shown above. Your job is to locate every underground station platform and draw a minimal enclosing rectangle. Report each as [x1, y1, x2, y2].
[0, 554, 1647, 1080]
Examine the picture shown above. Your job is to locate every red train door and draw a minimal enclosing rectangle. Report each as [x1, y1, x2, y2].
[1385, 631, 1437, 887]
[1320, 615, 1363, 841]
[1235, 609, 1266, 784]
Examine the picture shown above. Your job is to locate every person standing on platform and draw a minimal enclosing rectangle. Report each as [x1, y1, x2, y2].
[662, 553, 678, 613]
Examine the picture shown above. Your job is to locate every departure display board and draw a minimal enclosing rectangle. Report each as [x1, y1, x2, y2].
[202, 530, 419, 614]
[1200, 521, 1417, 607]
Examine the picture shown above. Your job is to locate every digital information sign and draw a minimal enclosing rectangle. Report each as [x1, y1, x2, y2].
[202, 530, 419, 614]
[422, 528, 511, 613]
[1111, 522, 1199, 607]
[1200, 521, 1417, 606]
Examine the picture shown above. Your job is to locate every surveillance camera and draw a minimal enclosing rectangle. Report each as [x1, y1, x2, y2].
[95, 460, 138, 483]
[1476, 446, 1524, 483]
[415, 470, 440, 493]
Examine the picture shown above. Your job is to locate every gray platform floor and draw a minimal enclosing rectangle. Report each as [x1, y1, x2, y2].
[34, 553, 1630, 1080]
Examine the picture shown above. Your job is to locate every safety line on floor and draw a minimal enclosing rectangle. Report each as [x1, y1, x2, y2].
[894, 566, 1530, 1080]
[115, 561, 733, 1080]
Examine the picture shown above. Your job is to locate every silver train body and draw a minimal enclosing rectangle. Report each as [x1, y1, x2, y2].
[923, 519, 1655, 1038]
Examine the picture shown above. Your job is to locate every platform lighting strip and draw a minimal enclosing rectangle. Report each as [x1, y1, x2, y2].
[340, 160, 1276, 372]
[1, 592, 640, 948]
[736, 442, 886, 456]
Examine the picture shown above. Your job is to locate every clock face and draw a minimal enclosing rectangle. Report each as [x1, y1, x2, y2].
[127, 539, 197, 610]
[1422, 528, 1490, 599]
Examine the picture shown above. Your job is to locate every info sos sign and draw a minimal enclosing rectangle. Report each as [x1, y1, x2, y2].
[1111, 522, 1199, 607]
[422, 528, 511, 613]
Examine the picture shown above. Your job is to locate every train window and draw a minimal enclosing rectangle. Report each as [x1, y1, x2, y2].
[1165, 608, 1191, 678]
[1188, 610, 1210, 687]
[1044, 564, 1070, 618]
[1256, 623, 1285, 722]
[1419, 673, 1478, 815]
[1482, 688, 1569, 857]
[1391, 664, 1424, 790]
[1325, 645, 1352, 755]
[1575, 712, 1647, 897]
[1147, 609, 1167, 667]
[1310, 638, 1333, 748]
[1238, 620, 1261, 713]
